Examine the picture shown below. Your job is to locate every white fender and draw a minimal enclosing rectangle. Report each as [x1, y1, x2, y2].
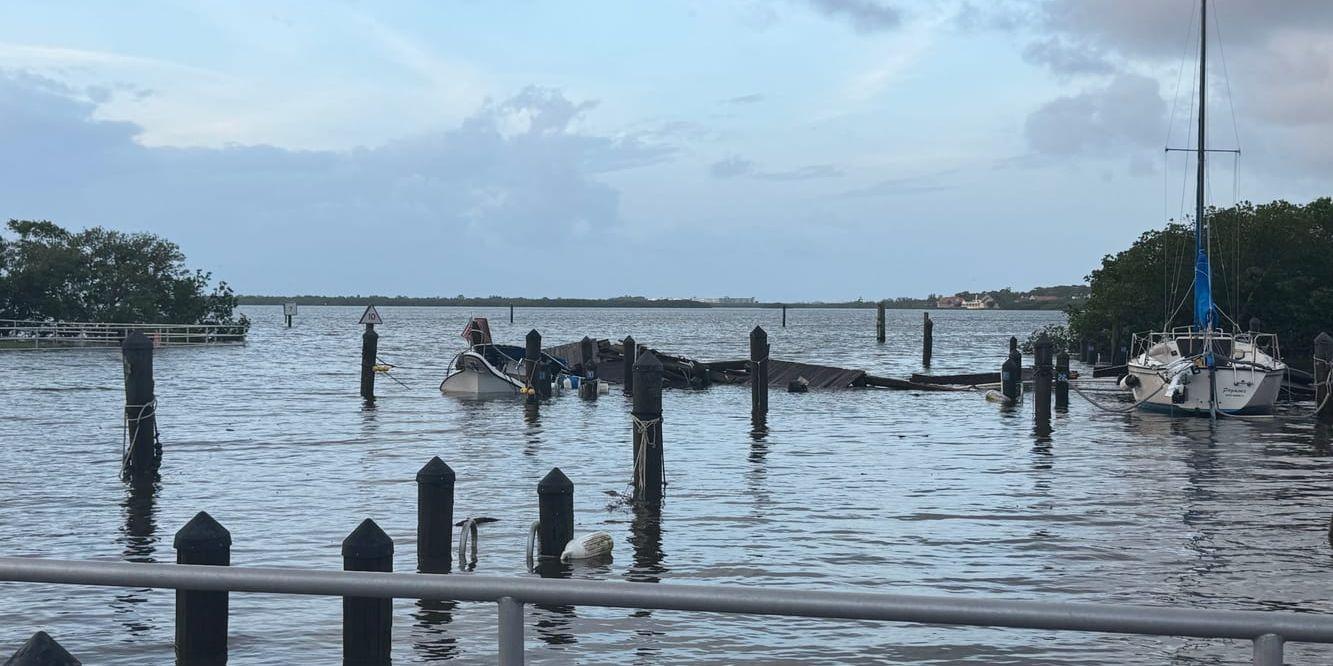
[560, 531, 613, 561]
[984, 389, 1013, 405]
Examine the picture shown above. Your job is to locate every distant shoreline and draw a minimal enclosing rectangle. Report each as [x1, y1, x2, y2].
[237, 295, 1071, 311]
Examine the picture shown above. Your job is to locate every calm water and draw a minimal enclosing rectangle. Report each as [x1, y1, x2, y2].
[1, 306, 1330, 664]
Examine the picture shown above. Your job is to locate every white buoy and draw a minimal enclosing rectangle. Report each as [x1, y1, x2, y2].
[560, 531, 613, 561]
[984, 389, 1013, 405]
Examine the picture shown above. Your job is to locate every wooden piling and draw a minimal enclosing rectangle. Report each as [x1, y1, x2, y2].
[621, 335, 636, 396]
[509, 304, 514, 324]
[4, 632, 80, 666]
[922, 313, 933, 367]
[875, 301, 886, 343]
[1316, 332, 1333, 424]
[416, 457, 455, 574]
[537, 468, 574, 558]
[1001, 345, 1021, 404]
[632, 351, 665, 504]
[342, 519, 393, 666]
[360, 324, 378, 402]
[1055, 350, 1070, 412]
[1033, 333, 1052, 428]
[781, 305, 787, 328]
[749, 327, 769, 417]
[525, 329, 547, 402]
[174, 511, 231, 666]
[121, 330, 159, 478]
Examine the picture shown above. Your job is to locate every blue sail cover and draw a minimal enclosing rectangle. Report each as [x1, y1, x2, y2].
[1194, 243, 1214, 330]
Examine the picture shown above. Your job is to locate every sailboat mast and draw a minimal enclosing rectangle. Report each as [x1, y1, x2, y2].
[1195, 0, 1209, 331]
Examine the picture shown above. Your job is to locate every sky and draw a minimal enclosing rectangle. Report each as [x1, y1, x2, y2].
[1, 0, 1331, 300]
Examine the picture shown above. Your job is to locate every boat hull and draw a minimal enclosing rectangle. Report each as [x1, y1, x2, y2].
[440, 351, 524, 398]
[1126, 363, 1284, 415]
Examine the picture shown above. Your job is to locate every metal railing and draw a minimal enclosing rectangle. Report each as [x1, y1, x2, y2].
[2, 557, 1330, 664]
[0, 319, 246, 349]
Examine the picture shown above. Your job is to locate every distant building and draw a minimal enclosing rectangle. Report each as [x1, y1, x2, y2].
[935, 295, 965, 309]
[697, 296, 756, 305]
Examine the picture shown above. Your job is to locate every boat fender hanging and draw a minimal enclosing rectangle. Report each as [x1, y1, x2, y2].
[373, 364, 392, 373]
[561, 532, 614, 562]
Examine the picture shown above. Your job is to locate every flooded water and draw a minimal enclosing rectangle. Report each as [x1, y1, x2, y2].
[1, 305, 1330, 664]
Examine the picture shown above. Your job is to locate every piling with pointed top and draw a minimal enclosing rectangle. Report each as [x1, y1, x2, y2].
[1034, 333, 1053, 428]
[174, 512, 231, 666]
[1316, 332, 1333, 424]
[360, 324, 378, 402]
[1001, 340, 1021, 404]
[342, 519, 393, 665]
[922, 313, 934, 367]
[1055, 350, 1070, 412]
[537, 468, 574, 558]
[121, 330, 158, 478]
[621, 335, 636, 396]
[632, 351, 665, 504]
[416, 457, 455, 574]
[749, 327, 769, 417]
[875, 301, 886, 343]
[4, 632, 80, 666]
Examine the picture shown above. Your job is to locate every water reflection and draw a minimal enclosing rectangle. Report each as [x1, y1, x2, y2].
[532, 560, 577, 647]
[410, 598, 459, 662]
[749, 414, 768, 443]
[114, 478, 159, 636]
[626, 505, 666, 584]
[524, 402, 542, 455]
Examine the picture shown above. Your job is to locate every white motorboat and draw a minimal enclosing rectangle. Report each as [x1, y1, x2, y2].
[1124, 0, 1286, 417]
[438, 317, 573, 399]
[440, 347, 526, 398]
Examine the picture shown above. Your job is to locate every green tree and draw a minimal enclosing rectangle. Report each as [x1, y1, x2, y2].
[1068, 198, 1333, 360]
[0, 219, 243, 325]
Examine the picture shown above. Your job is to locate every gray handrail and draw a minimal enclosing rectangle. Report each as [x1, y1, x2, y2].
[0, 556, 1326, 664]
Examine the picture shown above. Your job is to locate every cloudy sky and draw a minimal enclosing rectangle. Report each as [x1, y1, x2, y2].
[1, 1, 1330, 299]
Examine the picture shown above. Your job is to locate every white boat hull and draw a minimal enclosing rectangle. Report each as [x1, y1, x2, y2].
[1127, 363, 1284, 415]
[440, 351, 524, 398]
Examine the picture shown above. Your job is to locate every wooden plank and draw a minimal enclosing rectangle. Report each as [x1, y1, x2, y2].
[911, 367, 1034, 385]
[863, 375, 971, 391]
[763, 360, 865, 389]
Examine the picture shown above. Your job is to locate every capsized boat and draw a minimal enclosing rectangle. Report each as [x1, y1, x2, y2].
[1124, 0, 1287, 417]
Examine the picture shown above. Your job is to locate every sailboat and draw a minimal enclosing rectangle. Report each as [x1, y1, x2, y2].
[1123, 0, 1286, 417]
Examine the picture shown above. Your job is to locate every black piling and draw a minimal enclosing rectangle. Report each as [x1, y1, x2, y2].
[1033, 333, 1052, 429]
[1001, 340, 1021, 404]
[4, 632, 80, 666]
[632, 351, 665, 504]
[360, 324, 378, 402]
[1055, 350, 1070, 412]
[342, 519, 393, 666]
[875, 301, 886, 343]
[781, 305, 787, 328]
[524, 329, 548, 402]
[174, 512, 231, 666]
[537, 468, 574, 559]
[509, 304, 514, 324]
[1316, 332, 1333, 425]
[621, 335, 636, 396]
[922, 313, 933, 367]
[121, 330, 159, 478]
[749, 326, 769, 417]
[416, 457, 455, 574]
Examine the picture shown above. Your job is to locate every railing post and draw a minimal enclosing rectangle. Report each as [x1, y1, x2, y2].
[497, 596, 524, 666]
[342, 519, 393, 666]
[1253, 633, 1283, 666]
[174, 511, 231, 665]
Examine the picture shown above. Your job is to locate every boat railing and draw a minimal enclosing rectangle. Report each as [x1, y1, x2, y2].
[1131, 329, 1281, 369]
[0, 319, 247, 350]
[0, 556, 1322, 665]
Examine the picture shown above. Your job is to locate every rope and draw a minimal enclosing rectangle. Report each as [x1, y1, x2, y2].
[1069, 379, 1167, 414]
[121, 398, 159, 472]
[631, 414, 665, 499]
